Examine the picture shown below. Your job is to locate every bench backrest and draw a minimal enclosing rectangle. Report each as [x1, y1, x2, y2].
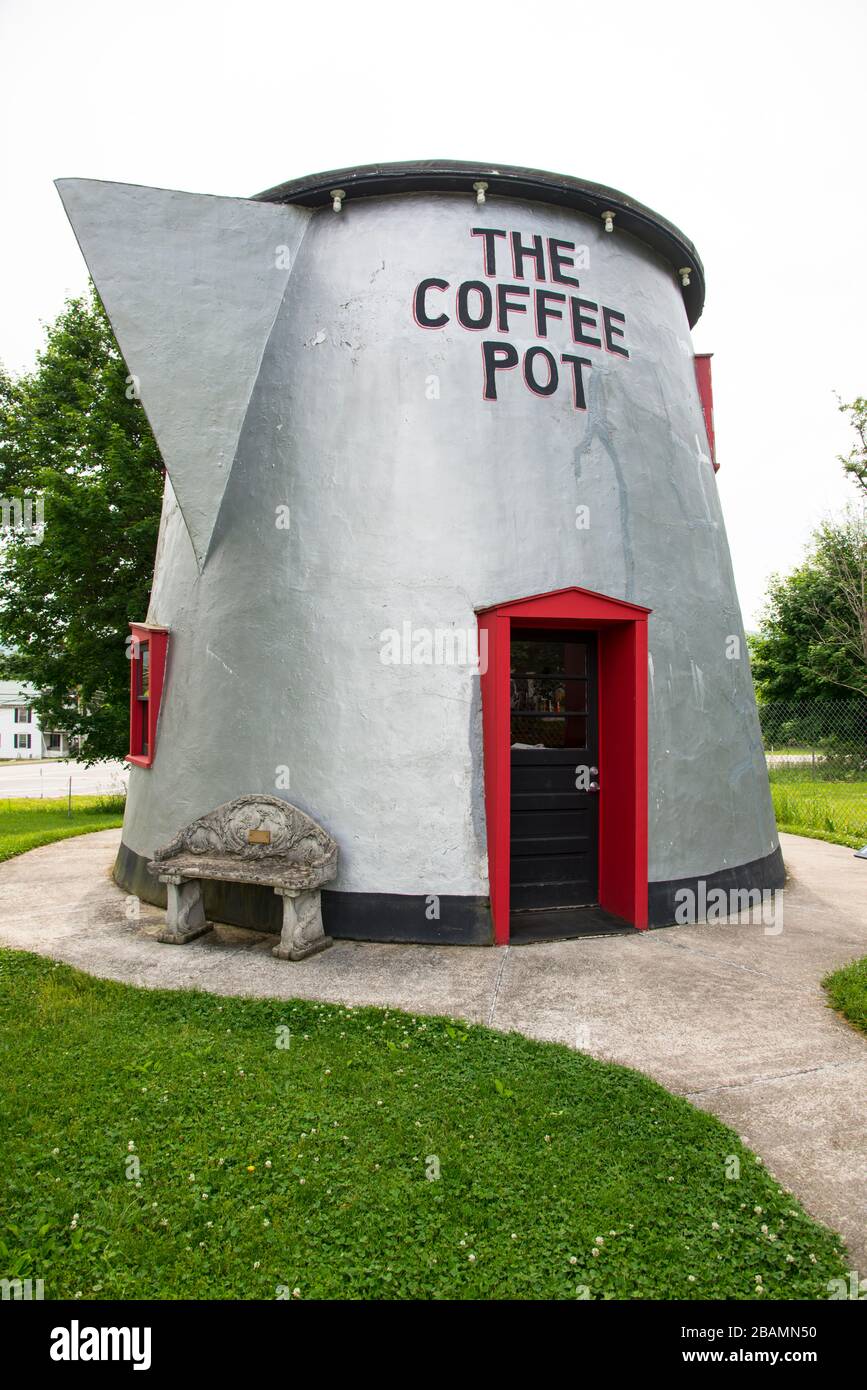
[151, 794, 336, 866]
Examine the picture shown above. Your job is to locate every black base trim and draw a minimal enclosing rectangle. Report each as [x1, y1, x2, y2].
[647, 844, 786, 926]
[114, 841, 785, 944]
[323, 891, 492, 945]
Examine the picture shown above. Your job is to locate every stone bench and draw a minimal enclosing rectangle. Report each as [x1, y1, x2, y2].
[147, 794, 338, 960]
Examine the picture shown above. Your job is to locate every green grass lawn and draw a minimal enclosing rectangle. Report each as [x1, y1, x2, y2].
[0, 951, 846, 1301]
[824, 957, 867, 1037]
[0, 795, 126, 863]
[769, 779, 867, 849]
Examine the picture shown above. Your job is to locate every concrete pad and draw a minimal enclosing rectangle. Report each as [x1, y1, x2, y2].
[0, 827, 865, 1266]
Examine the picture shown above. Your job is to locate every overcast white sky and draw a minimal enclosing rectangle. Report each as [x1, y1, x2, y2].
[1, 0, 864, 627]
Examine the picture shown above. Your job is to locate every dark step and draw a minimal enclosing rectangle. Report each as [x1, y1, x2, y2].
[509, 905, 636, 943]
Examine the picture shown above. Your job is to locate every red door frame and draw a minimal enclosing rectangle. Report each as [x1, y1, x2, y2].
[477, 586, 650, 943]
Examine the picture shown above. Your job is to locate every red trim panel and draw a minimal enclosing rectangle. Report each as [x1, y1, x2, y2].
[694, 353, 718, 471]
[127, 623, 169, 768]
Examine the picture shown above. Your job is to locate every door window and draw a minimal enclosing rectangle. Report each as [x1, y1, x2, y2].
[510, 635, 590, 748]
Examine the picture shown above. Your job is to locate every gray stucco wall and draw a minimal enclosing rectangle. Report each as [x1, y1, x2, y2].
[57, 178, 778, 909]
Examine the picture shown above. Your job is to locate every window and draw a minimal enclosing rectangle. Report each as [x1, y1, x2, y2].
[46, 733, 62, 751]
[137, 639, 150, 758]
[14, 733, 32, 749]
[14, 706, 31, 724]
[128, 624, 169, 768]
[510, 633, 591, 749]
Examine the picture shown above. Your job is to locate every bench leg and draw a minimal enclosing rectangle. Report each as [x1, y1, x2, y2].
[156, 877, 212, 945]
[272, 888, 332, 961]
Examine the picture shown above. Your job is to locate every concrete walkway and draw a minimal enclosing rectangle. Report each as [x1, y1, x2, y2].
[1, 829, 865, 1264]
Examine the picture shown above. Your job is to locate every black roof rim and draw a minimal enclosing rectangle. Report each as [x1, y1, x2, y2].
[253, 159, 705, 327]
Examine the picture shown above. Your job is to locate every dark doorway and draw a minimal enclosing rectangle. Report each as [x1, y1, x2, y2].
[509, 629, 599, 918]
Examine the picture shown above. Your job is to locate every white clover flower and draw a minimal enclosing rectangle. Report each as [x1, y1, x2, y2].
[688, 1275, 696, 1283]
[595, 1237, 604, 1246]
[127, 1141, 135, 1152]
[468, 1253, 476, 1262]
[711, 1222, 720, 1230]
[591, 1248, 599, 1257]
[265, 1160, 272, 1169]
[253, 1261, 260, 1269]
[569, 1256, 577, 1265]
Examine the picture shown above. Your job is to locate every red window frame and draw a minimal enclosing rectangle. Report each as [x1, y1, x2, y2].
[127, 623, 169, 768]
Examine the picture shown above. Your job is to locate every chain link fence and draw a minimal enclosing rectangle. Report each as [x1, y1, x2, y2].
[759, 700, 867, 847]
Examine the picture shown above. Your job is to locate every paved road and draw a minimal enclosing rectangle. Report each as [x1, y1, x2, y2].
[0, 758, 128, 798]
[0, 828, 864, 1265]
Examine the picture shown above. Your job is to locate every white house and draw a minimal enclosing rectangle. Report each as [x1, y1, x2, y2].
[0, 682, 69, 759]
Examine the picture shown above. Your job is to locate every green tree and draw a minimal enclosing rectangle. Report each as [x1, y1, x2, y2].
[0, 287, 164, 761]
[838, 396, 867, 495]
[750, 515, 867, 701]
